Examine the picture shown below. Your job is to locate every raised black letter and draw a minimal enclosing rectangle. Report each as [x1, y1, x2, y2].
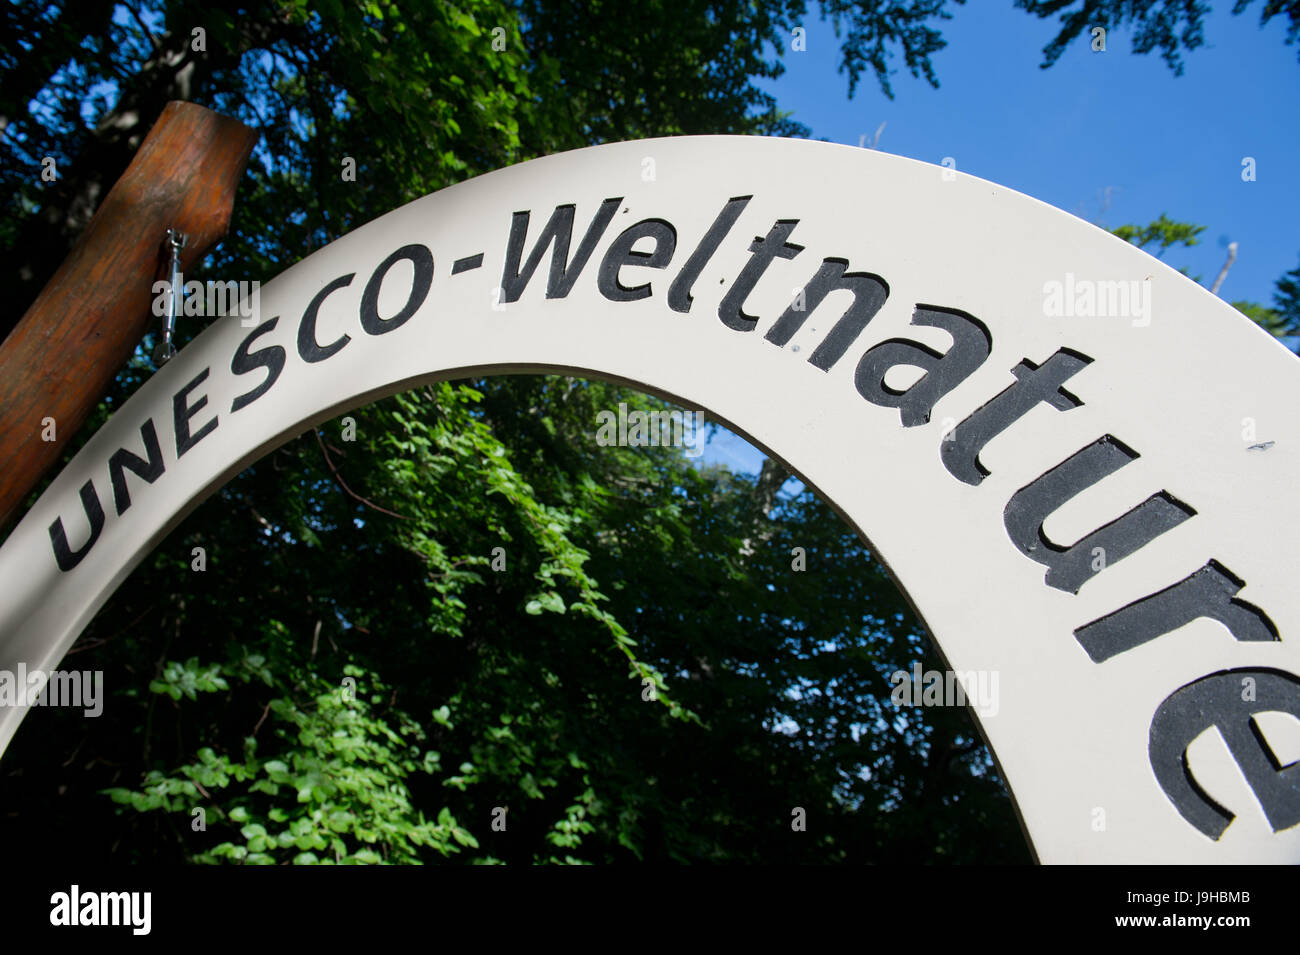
[173, 367, 218, 458]
[231, 316, 285, 413]
[108, 419, 165, 516]
[718, 220, 804, 332]
[501, 198, 621, 303]
[1150, 668, 1300, 839]
[854, 305, 990, 423]
[667, 196, 750, 313]
[765, 259, 888, 371]
[1004, 435, 1195, 593]
[1074, 560, 1278, 663]
[360, 244, 434, 335]
[297, 274, 355, 363]
[48, 479, 105, 572]
[941, 348, 1092, 486]
[598, 219, 676, 302]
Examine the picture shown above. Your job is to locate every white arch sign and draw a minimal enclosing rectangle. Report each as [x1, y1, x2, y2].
[1, 136, 1297, 863]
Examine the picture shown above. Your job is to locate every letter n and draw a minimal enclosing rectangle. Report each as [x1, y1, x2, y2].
[108, 419, 166, 516]
[765, 258, 888, 370]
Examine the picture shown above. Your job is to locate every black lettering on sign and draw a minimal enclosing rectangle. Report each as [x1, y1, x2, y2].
[48, 479, 105, 572]
[107, 419, 165, 516]
[1074, 560, 1278, 663]
[598, 219, 677, 302]
[501, 198, 622, 303]
[360, 244, 434, 335]
[173, 367, 218, 459]
[452, 253, 483, 274]
[231, 317, 286, 413]
[298, 274, 355, 363]
[718, 220, 804, 332]
[667, 196, 750, 313]
[765, 258, 888, 371]
[1004, 435, 1196, 594]
[1150, 668, 1300, 839]
[941, 349, 1092, 486]
[854, 305, 991, 425]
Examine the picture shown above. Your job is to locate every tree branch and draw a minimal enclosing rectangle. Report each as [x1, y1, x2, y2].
[313, 428, 408, 520]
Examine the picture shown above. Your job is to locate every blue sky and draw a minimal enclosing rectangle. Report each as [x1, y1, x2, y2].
[701, 1, 1300, 477]
[757, 3, 1299, 303]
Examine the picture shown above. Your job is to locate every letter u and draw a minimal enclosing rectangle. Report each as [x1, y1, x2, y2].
[1004, 436, 1194, 593]
[47, 479, 105, 572]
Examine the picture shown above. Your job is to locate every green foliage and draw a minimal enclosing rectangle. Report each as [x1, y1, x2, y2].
[1273, 255, 1300, 333]
[1234, 256, 1300, 337]
[10, 371, 1025, 864]
[1107, 219, 1298, 339]
[1110, 213, 1205, 259]
[109, 639, 478, 864]
[1014, 0, 1300, 72]
[819, 0, 966, 98]
[1232, 300, 1287, 335]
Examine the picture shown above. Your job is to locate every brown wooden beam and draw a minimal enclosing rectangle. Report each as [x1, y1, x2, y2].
[0, 101, 258, 531]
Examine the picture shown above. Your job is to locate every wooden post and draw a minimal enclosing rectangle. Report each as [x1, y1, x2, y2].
[0, 102, 258, 531]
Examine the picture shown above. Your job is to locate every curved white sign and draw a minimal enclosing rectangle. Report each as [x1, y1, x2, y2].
[1, 136, 1297, 863]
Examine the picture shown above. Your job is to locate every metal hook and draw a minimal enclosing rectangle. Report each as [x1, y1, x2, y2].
[153, 229, 187, 366]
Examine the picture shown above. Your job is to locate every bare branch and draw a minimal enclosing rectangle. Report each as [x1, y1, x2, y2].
[313, 428, 409, 521]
